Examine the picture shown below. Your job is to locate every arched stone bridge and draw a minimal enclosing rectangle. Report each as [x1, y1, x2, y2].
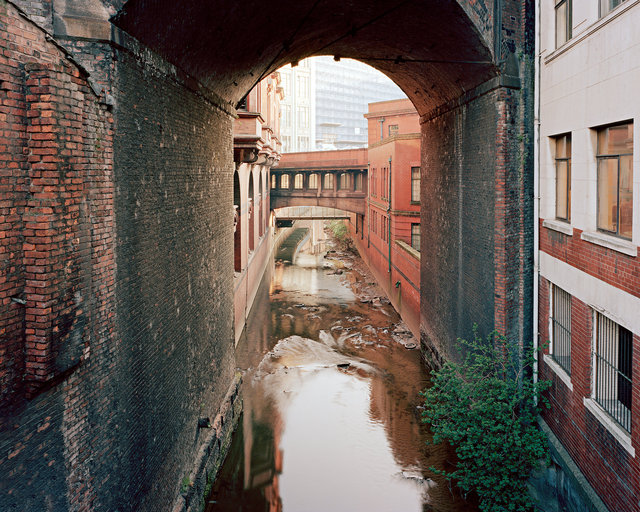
[271, 149, 368, 215]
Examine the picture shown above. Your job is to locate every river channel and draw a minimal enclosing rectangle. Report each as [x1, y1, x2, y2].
[206, 229, 477, 512]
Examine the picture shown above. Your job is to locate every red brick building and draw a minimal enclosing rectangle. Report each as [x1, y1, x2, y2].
[348, 99, 421, 337]
[233, 74, 283, 343]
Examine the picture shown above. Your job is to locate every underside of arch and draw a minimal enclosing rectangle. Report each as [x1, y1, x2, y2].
[111, 0, 497, 114]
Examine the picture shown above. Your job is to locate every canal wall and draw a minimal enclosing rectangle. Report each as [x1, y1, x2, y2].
[0, 3, 239, 510]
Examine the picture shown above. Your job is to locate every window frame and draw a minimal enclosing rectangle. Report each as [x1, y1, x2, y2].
[550, 285, 572, 375]
[294, 173, 304, 189]
[555, 0, 572, 48]
[595, 122, 633, 240]
[411, 166, 421, 204]
[592, 311, 633, 433]
[411, 223, 421, 252]
[599, 0, 626, 18]
[554, 134, 571, 222]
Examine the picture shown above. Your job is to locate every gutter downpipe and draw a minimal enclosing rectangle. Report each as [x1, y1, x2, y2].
[367, 162, 371, 249]
[387, 156, 392, 273]
[533, 0, 541, 393]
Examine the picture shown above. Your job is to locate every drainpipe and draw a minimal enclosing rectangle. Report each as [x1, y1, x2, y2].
[387, 156, 392, 273]
[367, 162, 371, 249]
[533, 0, 541, 391]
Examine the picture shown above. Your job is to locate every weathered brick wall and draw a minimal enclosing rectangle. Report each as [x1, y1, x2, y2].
[419, 91, 498, 362]
[109, 44, 236, 511]
[1, 3, 238, 510]
[539, 280, 639, 512]
[420, 0, 533, 363]
[541, 225, 640, 299]
[1, 2, 116, 510]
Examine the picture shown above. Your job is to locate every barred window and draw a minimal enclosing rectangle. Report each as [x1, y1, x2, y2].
[280, 174, 290, 189]
[308, 173, 318, 189]
[411, 166, 420, 203]
[411, 224, 420, 251]
[294, 173, 304, 189]
[271, 174, 277, 189]
[551, 285, 571, 374]
[593, 312, 633, 432]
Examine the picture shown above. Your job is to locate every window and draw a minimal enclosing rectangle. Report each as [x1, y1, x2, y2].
[411, 166, 420, 203]
[297, 136, 309, 151]
[308, 173, 318, 189]
[271, 174, 277, 189]
[371, 168, 377, 197]
[593, 312, 633, 432]
[355, 173, 363, 191]
[600, 0, 627, 18]
[280, 73, 290, 94]
[551, 285, 571, 375]
[555, 134, 571, 221]
[411, 224, 421, 251]
[280, 174, 290, 189]
[297, 106, 309, 129]
[282, 105, 291, 127]
[339, 173, 350, 190]
[596, 122, 633, 239]
[555, 0, 571, 48]
[294, 173, 304, 189]
[296, 75, 309, 97]
[323, 173, 334, 190]
[382, 216, 387, 242]
[388, 124, 399, 137]
[381, 167, 388, 200]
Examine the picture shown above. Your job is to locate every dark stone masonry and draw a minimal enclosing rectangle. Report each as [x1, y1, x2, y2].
[1, 0, 535, 510]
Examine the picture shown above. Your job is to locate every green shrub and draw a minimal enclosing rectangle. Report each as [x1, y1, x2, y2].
[326, 220, 354, 252]
[421, 327, 551, 512]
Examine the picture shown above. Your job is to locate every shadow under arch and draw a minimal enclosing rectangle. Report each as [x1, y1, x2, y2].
[111, 0, 500, 116]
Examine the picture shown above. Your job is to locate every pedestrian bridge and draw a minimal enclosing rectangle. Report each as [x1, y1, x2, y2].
[270, 149, 368, 215]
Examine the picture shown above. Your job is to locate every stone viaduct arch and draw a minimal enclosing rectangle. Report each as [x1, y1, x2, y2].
[1, 1, 533, 510]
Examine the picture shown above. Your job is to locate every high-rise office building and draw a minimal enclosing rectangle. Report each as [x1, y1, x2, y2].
[278, 57, 405, 152]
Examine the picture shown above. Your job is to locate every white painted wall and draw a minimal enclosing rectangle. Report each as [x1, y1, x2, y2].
[540, 0, 640, 243]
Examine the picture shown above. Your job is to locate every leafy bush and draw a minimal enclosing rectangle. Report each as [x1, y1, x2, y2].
[421, 327, 551, 512]
[326, 220, 354, 252]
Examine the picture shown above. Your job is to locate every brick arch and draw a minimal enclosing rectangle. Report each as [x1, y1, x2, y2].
[110, 0, 499, 116]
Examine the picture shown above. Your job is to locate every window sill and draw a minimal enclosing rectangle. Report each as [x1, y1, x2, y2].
[395, 240, 420, 261]
[583, 398, 635, 457]
[543, 354, 573, 391]
[580, 231, 637, 257]
[543, 219, 573, 236]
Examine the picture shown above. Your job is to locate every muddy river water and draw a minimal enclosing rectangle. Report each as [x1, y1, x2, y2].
[206, 241, 477, 512]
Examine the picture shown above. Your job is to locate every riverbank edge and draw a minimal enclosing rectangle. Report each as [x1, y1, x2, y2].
[170, 372, 243, 512]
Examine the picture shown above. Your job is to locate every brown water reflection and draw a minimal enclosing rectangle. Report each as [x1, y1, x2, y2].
[206, 248, 476, 512]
